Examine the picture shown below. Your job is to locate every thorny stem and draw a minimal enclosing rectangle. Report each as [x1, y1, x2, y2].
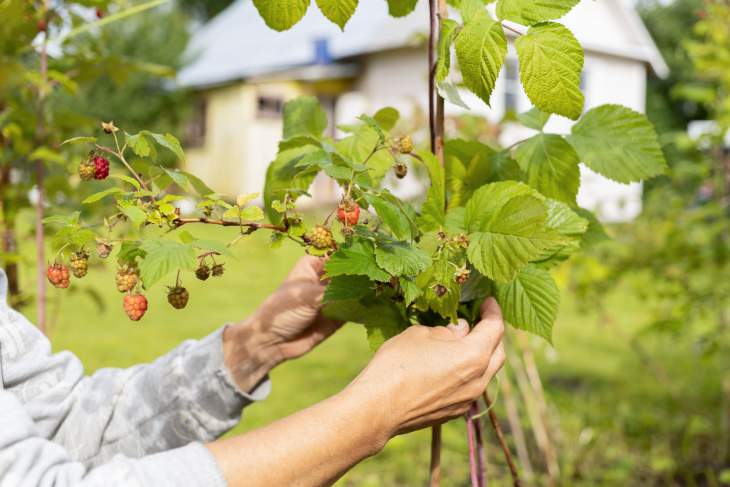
[484, 391, 522, 487]
[428, 0, 448, 482]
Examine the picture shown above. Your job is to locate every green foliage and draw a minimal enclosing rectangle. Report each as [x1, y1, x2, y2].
[315, 0, 358, 29]
[386, 0, 418, 17]
[496, 0, 579, 25]
[252, 0, 310, 31]
[464, 181, 563, 281]
[45, 0, 667, 348]
[455, 16, 507, 106]
[568, 104, 667, 183]
[516, 22, 584, 120]
[513, 133, 580, 203]
[495, 264, 559, 342]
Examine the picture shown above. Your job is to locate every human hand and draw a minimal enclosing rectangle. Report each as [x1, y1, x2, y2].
[347, 297, 505, 439]
[223, 256, 342, 391]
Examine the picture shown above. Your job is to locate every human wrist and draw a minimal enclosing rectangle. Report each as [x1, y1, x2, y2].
[222, 317, 283, 393]
[339, 380, 397, 455]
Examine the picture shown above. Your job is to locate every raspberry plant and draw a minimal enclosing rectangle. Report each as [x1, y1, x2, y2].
[46, 0, 669, 483]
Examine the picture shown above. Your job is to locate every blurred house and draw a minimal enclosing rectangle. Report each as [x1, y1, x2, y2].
[177, 0, 667, 221]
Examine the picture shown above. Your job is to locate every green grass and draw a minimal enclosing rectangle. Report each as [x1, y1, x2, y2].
[13, 222, 728, 486]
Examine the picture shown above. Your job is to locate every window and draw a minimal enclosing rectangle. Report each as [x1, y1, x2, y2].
[504, 58, 520, 114]
[257, 95, 284, 118]
[185, 97, 206, 148]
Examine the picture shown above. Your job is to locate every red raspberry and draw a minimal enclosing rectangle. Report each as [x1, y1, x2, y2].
[336, 201, 360, 226]
[46, 264, 70, 289]
[93, 156, 109, 180]
[124, 294, 148, 321]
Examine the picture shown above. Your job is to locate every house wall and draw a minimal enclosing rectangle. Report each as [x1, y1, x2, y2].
[185, 81, 305, 197]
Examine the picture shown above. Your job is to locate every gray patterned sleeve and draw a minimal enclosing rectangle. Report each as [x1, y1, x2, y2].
[0, 268, 270, 469]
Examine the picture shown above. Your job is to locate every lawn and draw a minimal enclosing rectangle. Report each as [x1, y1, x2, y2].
[14, 222, 728, 486]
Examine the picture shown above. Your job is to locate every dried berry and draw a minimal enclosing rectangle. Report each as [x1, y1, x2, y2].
[434, 284, 448, 297]
[394, 162, 408, 179]
[167, 286, 189, 309]
[195, 264, 211, 281]
[455, 267, 471, 285]
[96, 240, 113, 259]
[124, 294, 148, 321]
[69, 250, 89, 278]
[211, 263, 225, 277]
[46, 263, 70, 289]
[116, 263, 139, 293]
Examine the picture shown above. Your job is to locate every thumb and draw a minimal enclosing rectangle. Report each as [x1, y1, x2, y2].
[447, 318, 470, 338]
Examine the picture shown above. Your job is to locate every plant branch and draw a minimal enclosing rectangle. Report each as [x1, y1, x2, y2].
[483, 391, 521, 486]
[172, 218, 287, 232]
[35, 2, 50, 335]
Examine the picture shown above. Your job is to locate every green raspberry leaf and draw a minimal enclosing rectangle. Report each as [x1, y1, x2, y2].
[455, 16, 507, 106]
[325, 238, 391, 282]
[140, 131, 185, 162]
[436, 18, 460, 82]
[283, 96, 328, 141]
[517, 106, 551, 130]
[464, 181, 564, 281]
[324, 296, 407, 350]
[386, 0, 418, 17]
[567, 104, 667, 183]
[513, 133, 580, 204]
[417, 151, 447, 232]
[316, 0, 357, 29]
[373, 107, 400, 131]
[496, 0, 579, 25]
[253, 0, 310, 31]
[366, 192, 415, 241]
[374, 241, 431, 276]
[323, 275, 374, 302]
[495, 265, 559, 343]
[516, 22, 584, 120]
[138, 239, 196, 288]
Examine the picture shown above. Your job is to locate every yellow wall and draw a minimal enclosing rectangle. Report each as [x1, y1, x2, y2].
[184, 80, 306, 197]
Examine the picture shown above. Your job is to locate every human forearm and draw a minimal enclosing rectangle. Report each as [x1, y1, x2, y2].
[206, 384, 390, 487]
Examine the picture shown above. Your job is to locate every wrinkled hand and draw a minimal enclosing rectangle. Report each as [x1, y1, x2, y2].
[347, 297, 505, 437]
[223, 256, 342, 391]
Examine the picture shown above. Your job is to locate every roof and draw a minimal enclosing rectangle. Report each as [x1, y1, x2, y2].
[177, 0, 668, 89]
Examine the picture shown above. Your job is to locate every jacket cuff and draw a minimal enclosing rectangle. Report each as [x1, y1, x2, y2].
[184, 327, 271, 441]
[130, 442, 227, 487]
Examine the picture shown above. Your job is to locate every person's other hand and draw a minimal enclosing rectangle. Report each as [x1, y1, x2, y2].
[224, 256, 342, 390]
[348, 297, 505, 439]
